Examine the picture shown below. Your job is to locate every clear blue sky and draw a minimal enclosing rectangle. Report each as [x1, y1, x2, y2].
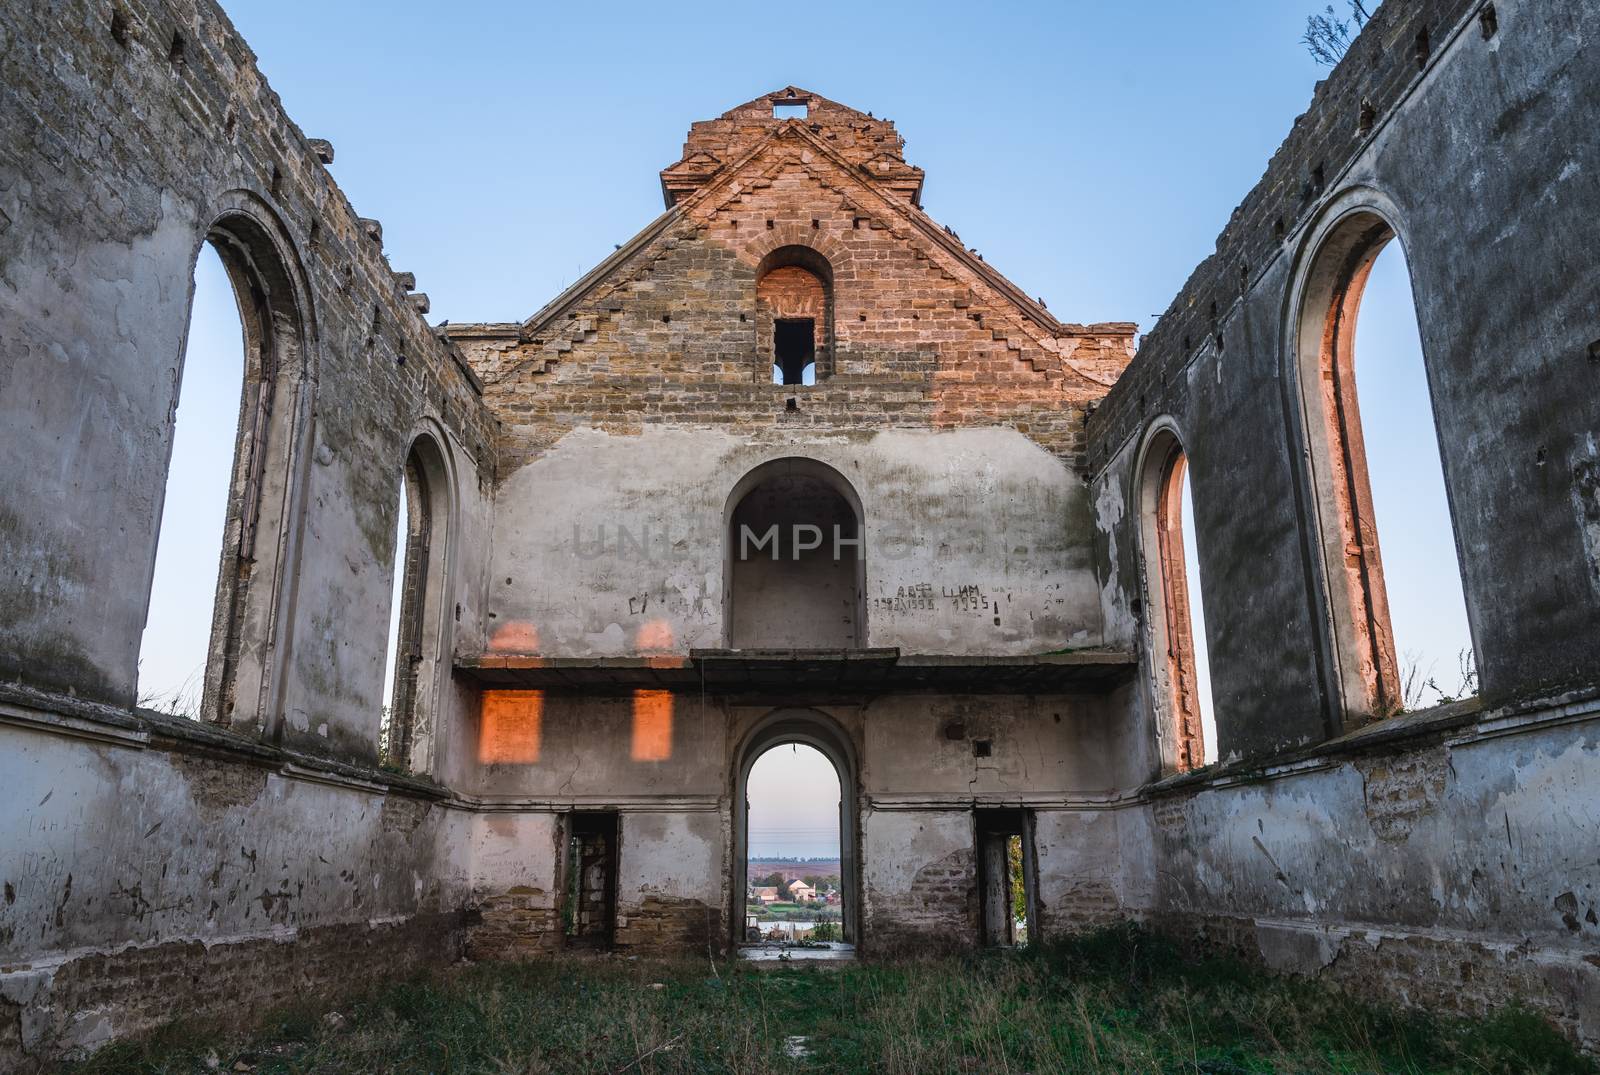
[142, 0, 1474, 763]
[218, 0, 1340, 328]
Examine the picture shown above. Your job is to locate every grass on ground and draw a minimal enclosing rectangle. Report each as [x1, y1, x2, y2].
[68, 925, 1595, 1074]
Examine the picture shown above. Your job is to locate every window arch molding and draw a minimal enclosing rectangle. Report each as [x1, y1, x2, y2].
[382, 423, 459, 774]
[160, 189, 319, 735]
[1133, 418, 1210, 774]
[1281, 187, 1472, 724]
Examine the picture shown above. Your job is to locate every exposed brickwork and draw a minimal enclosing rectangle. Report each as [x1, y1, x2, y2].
[1154, 911, 1597, 1051]
[466, 890, 562, 960]
[864, 848, 978, 953]
[1, 916, 462, 1074]
[1355, 747, 1447, 843]
[614, 897, 722, 954]
[451, 96, 1135, 477]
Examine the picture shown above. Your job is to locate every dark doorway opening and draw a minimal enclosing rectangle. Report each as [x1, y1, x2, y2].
[976, 808, 1035, 947]
[564, 812, 618, 948]
[773, 318, 816, 385]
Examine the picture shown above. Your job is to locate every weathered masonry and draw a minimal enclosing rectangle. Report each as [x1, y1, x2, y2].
[1, 0, 1596, 1067]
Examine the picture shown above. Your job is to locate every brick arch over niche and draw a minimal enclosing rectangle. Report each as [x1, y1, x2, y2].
[754, 245, 835, 384]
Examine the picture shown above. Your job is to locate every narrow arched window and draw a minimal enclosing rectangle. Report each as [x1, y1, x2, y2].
[380, 436, 450, 770]
[756, 246, 833, 385]
[1139, 431, 1217, 773]
[1296, 214, 1472, 720]
[138, 243, 245, 718]
[138, 212, 305, 729]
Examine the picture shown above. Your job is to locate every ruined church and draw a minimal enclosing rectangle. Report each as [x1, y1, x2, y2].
[3, 0, 1598, 1067]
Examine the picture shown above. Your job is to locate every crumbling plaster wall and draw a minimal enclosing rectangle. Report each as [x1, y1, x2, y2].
[1090, 0, 1600, 755]
[0, 714, 472, 1063]
[1085, 0, 1600, 1046]
[463, 692, 1135, 954]
[0, 0, 494, 1067]
[0, 0, 495, 757]
[485, 426, 1103, 657]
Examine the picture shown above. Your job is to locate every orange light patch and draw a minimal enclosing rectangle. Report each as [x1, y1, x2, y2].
[488, 621, 540, 653]
[636, 618, 674, 654]
[479, 690, 543, 764]
[631, 690, 673, 762]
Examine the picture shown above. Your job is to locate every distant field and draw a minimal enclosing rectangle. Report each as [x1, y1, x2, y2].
[746, 858, 840, 882]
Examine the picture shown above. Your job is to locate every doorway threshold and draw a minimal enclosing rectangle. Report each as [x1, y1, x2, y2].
[737, 941, 856, 963]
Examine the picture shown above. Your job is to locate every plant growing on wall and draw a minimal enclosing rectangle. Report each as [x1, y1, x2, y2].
[1303, 0, 1373, 66]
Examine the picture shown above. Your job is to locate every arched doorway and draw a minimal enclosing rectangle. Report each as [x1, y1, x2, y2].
[732, 709, 858, 948]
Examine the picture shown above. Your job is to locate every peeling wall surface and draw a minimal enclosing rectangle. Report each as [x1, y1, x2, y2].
[2, 0, 1598, 1067]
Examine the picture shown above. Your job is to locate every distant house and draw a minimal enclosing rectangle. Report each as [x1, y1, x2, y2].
[788, 881, 816, 903]
[753, 886, 781, 904]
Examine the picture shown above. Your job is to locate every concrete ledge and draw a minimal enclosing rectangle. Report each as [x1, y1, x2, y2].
[1144, 686, 1600, 798]
[0, 684, 450, 803]
[455, 648, 1137, 694]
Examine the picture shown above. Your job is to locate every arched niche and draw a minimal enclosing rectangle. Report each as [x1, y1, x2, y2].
[724, 457, 865, 650]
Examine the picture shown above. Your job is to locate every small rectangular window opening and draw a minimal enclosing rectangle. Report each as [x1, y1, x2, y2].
[773, 317, 816, 385]
[773, 102, 808, 120]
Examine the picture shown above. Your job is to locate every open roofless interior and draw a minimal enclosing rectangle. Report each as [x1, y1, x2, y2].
[3, 0, 1599, 1068]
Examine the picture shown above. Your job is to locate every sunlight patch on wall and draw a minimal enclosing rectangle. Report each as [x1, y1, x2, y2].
[631, 689, 674, 761]
[479, 689, 543, 763]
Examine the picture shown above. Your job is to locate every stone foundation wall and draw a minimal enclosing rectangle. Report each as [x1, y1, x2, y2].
[1, 916, 463, 1074]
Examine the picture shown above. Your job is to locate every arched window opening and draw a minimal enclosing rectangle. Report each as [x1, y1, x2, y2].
[380, 436, 450, 771]
[138, 206, 309, 731]
[1138, 432, 1217, 773]
[756, 246, 833, 385]
[726, 459, 864, 650]
[137, 242, 245, 718]
[1297, 214, 1472, 719]
[743, 743, 845, 948]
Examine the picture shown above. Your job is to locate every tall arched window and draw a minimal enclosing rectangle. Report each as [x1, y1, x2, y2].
[138, 243, 244, 718]
[725, 458, 864, 649]
[380, 435, 451, 770]
[756, 246, 833, 385]
[1295, 211, 1472, 720]
[1138, 430, 1217, 773]
[138, 207, 308, 729]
